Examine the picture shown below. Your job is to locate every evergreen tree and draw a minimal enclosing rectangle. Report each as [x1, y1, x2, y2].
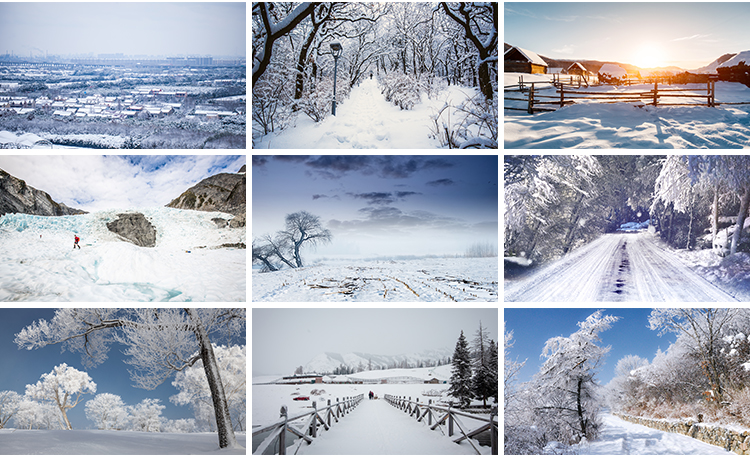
[488, 339, 499, 403]
[471, 321, 495, 407]
[448, 330, 473, 407]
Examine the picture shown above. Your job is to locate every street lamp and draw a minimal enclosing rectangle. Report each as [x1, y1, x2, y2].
[330, 41, 342, 116]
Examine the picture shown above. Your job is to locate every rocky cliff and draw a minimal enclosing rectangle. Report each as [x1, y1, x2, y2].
[0, 169, 87, 216]
[166, 165, 246, 217]
[106, 213, 157, 247]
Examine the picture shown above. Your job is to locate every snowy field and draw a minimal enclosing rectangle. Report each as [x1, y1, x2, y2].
[0, 207, 245, 302]
[568, 414, 733, 455]
[252, 257, 497, 302]
[504, 73, 750, 148]
[0, 429, 246, 455]
[254, 78, 489, 149]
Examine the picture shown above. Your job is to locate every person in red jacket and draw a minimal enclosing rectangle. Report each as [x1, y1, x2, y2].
[74, 235, 81, 249]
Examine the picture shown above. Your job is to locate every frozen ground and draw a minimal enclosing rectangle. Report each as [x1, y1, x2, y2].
[254, 78, 485, 149]
[569, 414, 733, 455]
[0, 429, 246, 455]
[504, 73, 750, 148]
[672, 248, 750, 300]
[0, 207, 246, 302]
[504, 231, 737, 302]
[252, 257, 497, 302]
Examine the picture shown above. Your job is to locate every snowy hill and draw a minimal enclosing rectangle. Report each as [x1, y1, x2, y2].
[0, 206, 245, 301]
[303, 349, 452, 374]
[718, 50, 750, 69]
[692, 52, 737, 73]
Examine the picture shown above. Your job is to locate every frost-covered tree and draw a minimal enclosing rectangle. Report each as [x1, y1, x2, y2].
[85, 393, 130, 430]
[163, 418, 197, 433]
[13, 399, 63, 430]
[14, 308, 245, 449]
[24, 363, 96, 430]
[128, 398, 164, 432]
[532, 310, 618, 444]
[0, 390, 21, 429]
[171, 345, 246, 432]
[448, 330, 473, 407]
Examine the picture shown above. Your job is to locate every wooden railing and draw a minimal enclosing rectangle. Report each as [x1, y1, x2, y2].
[252, 394, 364, 455]
[383, 394, 498, 455]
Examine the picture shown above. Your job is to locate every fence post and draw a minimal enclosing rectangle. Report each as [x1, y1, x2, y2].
[428, 400, 432, 426]
[311, 401, 318, 438]
[448, 404, 454, 437]
[560, 85, 565, 108]
[327, 399, 332, 427]
[336, 398, 340, 419]
[528, 83, 535, 115]
[279, 405, 288, 455]
[490, 406, 498, 455]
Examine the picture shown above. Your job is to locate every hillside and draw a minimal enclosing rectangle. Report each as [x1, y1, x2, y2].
[0, 168, 86, 216]
[166, 165, 245, 216]
[303, 349, 453, 374]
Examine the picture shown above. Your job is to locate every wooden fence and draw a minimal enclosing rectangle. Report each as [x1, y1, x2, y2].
[252, 394, 364, 455]
[383, 394, 498, 455]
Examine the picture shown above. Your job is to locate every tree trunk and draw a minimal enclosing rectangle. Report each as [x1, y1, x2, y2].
[576, 377, 586, 439]
[562, 193, 586, 254]
[712, 185, 719, 242]
[686, 189, 695, 250]
[294, 22, 322, 101]
[186, 309, 237, 449]
[731, 187, 750, 255]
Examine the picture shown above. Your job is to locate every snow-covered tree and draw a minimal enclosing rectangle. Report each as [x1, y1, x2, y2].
[448, 330, 473, 407]
[13, 399, 63, 430]
[171, 345, 246, 432]
[14, 308, 245, 449]
[128, 398, 164, 432]
[24, 363, 96, 430]
[532, 310, 619, 444]
[471, 321, 495, 407]
[85, 393, 130, 430]
[0, 390, 21, 429]
[163, 418, 197, 433]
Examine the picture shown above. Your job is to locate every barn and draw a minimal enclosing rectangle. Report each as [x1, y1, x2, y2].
[566, 62, 588, 76]
[504, 46, 548, 74]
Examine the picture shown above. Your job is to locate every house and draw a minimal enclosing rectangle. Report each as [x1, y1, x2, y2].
[278, 374, 324, 385]
[504, 46, 548, 74]
[424, 377, 442, 384]
[566, 62, 589, 76]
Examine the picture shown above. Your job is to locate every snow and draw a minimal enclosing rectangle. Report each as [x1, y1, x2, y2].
[598, 63, 628, 78]
[718, 50, 750, 69]
[505, 80, 750, 148]
[504, 46, 548, 67]
[672, 248, 750, 300]
[0, 429, 245, 454]
[255, 78, 485, 149]
[0, 207, 245, 301]
[252, 257, 497, 302]
[504, 231, 736, 302]
[570, 413, 733, 455]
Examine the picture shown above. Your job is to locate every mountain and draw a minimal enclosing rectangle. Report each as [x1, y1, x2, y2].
[302, 348, 453, 374]
[0, 169, 86, 216]
[166, 165, 246, 217]
[692, 52, 738, 74]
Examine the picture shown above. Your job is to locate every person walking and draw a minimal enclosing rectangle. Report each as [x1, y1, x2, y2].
[73, 235, 81, 249]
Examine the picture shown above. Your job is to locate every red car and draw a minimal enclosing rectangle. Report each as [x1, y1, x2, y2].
[293, 396, 310, 401]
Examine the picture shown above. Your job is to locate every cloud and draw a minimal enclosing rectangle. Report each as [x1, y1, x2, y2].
[427, 178, 454, 187]
[552, 44, 575, 55]
[543, 15, 578, 22]
[254, 156, 453, 180]
[348, 192, 395, 205]
[504, 6, 537, 19]
[328, 206, 463, 233]
[395, 191, 421, 199]
[671, 33, 711, 42]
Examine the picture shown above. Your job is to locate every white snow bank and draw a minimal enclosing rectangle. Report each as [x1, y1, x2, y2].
[718, 50, 750, 69]
[598, 64, 628, 78]
[0, 207, 245, 302]
[0, 429, 246, 454]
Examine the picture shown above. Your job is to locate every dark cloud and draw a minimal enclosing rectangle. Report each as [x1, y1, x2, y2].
[328, 207, 464, 232]
[295, 156, 453, 180]
[426, 178, 454, 187]
[348, 192, 395, 205]
[252, 155, 268, 167]
[395, 191, 421, 199]
[312, 194, 329, 200]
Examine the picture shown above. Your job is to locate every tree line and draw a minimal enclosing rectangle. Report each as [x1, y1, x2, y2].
[447, 321, 498, 408]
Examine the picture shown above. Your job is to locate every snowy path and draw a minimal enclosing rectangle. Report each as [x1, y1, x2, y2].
[504, 232, 737, 302]
[297, 399, 475, 455]
[257, 78, 444, 149]
[572, 414, 733, 455]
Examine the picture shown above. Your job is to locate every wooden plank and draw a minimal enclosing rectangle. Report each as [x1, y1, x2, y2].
[562, 90, 648, 96]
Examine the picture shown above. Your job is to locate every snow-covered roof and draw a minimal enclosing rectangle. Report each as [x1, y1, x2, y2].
[504, 46, 548, 67]
[567, 62, 588, 73]
[598, 64, 628, 78]
[718, 50, 750, 69]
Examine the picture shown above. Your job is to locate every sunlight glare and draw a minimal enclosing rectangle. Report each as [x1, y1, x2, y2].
[634, 43, 666, 69]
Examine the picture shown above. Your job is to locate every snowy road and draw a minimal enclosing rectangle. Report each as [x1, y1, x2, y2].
[504, 231, 737, 302]
[572, 414, 733, 455]
[297, 399, 476, 455]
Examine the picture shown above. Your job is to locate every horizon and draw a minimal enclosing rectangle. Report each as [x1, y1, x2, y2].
[505, 2, 750, 70]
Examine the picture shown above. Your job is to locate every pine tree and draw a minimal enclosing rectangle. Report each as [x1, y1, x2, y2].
[488, 339, 499, 403]
[471, 321, 495, 407]
[448, 330, 473, 407]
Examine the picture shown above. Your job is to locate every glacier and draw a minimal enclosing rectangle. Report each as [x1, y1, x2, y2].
[0, 207, 246, 302]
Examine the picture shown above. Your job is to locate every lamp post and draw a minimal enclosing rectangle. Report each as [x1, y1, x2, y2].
[330, 41, 342, 116]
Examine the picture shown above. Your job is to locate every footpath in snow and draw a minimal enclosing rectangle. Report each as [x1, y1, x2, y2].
[572, 414, 734, 455]
[257, 78, 471, 149]
[297, 398, 476, 455]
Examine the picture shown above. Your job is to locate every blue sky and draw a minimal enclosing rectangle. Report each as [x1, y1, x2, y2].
[0, 2, 245, 57]
[252, 155, 498, 258]
[0, 155, 246, 211]
[505, 2, 750, 69]
[0, 309, 246, 429]
[504, 308, 679, 386]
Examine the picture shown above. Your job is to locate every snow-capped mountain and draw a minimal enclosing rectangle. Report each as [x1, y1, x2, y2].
[692, 52, 738, 74]
[302, 348, 453, 374]
[717, 50, 750, 70]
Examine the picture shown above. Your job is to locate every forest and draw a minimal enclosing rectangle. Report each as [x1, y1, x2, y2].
[505, 308, 750, 455]
[252, 2, 498, 148]
[505, 155, 750, 267]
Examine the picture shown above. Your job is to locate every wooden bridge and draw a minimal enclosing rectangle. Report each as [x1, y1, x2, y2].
[252, 394, 497, 455]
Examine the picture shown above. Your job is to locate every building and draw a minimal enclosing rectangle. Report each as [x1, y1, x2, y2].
[504, 46, 548, 74]
[566, 62, 589, 76]
[277, 374, 324, 385]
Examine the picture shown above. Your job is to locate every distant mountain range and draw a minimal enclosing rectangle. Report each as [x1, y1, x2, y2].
[303, 348, 453, 374]
[0, 169, 86, 216]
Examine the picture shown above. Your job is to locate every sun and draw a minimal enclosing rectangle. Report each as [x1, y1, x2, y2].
[634, 43, 667, 69]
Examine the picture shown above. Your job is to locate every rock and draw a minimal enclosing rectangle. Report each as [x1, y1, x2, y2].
[229, 212, 245, 228]
[106, 213, 157, 247]
[212, 217, 229, 228]
[166, 165, 246, 215]
[0, 169, 87, 216]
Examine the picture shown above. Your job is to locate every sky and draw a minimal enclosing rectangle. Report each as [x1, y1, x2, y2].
[504, 308, 680, 387]
[505, 2, 750, 69]
[0, 309, 246, 429]
[0, 155, 246, 212]
[252, 307, 498, 376]
[252, 155, 498, 259]
[0, 2, 246, 58]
